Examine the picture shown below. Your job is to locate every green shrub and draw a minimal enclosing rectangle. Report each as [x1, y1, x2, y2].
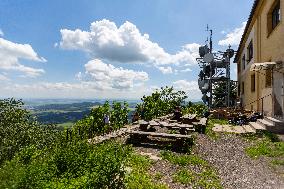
[136, 86, 187, 121]
[0, 141, 131, 189]
[73, 101, 129, 138]
[182, 103, 207, 117]
[0, 98, 59, 164]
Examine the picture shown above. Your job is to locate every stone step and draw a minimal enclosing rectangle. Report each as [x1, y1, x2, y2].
[249, 122, 266, 131]
[243, 125, 256, 133]
[264, 117, 284, 127]
[257, 119, 274, 128]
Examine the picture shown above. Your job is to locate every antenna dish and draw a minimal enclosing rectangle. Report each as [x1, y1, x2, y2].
[226, 49, 235, 58]
[203, 53, 214, 63]
[199, 45, 209, 57]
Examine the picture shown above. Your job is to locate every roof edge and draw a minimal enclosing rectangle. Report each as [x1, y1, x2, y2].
[234, 0, 261, 63]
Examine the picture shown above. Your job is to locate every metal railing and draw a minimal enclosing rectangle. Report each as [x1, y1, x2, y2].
[243, 93, 272, 115]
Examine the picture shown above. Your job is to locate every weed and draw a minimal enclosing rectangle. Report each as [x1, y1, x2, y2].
[126, 153, 168, 189]
[160, 151, 208, 166]
[245, 140, 284, 158]
[271, 159, 284, 166]
[173, 169, 195, 184]
[173, 168, 222, 188]
[154, 172, 163, 180]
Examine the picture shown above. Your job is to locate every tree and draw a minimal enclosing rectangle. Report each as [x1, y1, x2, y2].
[212, 81, 237, 107]
[0, 98, 59, 164]
[136, 86, 187, 120]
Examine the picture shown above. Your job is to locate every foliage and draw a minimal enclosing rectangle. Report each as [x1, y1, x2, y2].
[173, 169, 195, 185]
[0, 98, 133, 189]
[174, 168, 222, 188]
[0, 98, 59, 164]
[245, 140, 284, 158]
[245, 131, 284, 175]
[0, 141, 131, 189]
[212, 80, 237, 107]
[136, 86, 187, 121]
[73, 101, 129, 138]
[182, 102, 207, 117]
[167, 153, 222, 188]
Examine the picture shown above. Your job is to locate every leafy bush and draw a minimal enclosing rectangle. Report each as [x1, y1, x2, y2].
[0, 141, 131, 189]
[0, 98, 59, 164]
[136, 86, 187, 121]
[73, 101, 129, 138]
[0, 98, 133, 188]
[182, 102, 207, 117]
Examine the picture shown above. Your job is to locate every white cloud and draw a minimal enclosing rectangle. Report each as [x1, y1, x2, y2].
[157, 66, 173, 74]
[0, 37, 46, 77]
[0, 74, 9, 81]
[173, 80, 202, 101]
[1, 81, 151, 99]
[180, 68, 192, 73]
[59, 19, 200, 73]
[81, 59, 148, 90]
[218, 22, 246, 46]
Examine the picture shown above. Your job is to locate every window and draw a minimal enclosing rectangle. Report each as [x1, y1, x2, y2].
[247, 41, 253, 62]
[272, 2, 281, 29]
[242, 55, 246, 70]
[251, 74, 255, 92]
[242, 81, 245, 94]
[268, 0, 281, 34]
[266, 70, 272, 87]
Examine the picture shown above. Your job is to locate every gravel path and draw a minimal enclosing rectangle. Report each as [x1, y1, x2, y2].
[195, 134, 284, 189]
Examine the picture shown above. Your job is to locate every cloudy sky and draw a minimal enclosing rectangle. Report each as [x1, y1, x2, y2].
[0, 0, 253, 100]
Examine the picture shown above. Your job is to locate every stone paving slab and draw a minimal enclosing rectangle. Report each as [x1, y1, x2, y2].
[213, 124, 254, 134]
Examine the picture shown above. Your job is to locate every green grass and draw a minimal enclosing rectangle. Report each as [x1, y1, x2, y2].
[173, 168, 222, 188]
[245, 131, 284, 176]
[153, 172, 163, 180]
[126, 153, 168, 189]
[160, 150, 222, 188]
[271, 159, 284, 166]
[173, 169, 195, 184]
[160, 151, 208, 166]
[245, 141, 284, 158]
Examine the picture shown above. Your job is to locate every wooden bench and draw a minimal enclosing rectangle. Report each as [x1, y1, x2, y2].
[158, 122, 195, 134]
[127, 130, 193, 148]
[181, 114, 198, 124]
[193, 118, 208, 134]
[128, 130, 191, 140]
[138, 120, 149, 131]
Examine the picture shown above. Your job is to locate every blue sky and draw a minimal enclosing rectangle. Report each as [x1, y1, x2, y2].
[0, 0, 253, 100]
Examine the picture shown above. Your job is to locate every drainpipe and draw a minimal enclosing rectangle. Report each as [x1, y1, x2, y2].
[272, 66, 274, 117]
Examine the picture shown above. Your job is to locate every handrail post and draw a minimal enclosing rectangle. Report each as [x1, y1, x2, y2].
[262, 97, 264, 116]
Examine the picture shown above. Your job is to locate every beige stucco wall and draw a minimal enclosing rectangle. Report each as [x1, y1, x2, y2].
[237, 0, 284, 116]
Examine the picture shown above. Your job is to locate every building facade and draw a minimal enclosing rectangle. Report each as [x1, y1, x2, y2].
[235, 0, 284, 118]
